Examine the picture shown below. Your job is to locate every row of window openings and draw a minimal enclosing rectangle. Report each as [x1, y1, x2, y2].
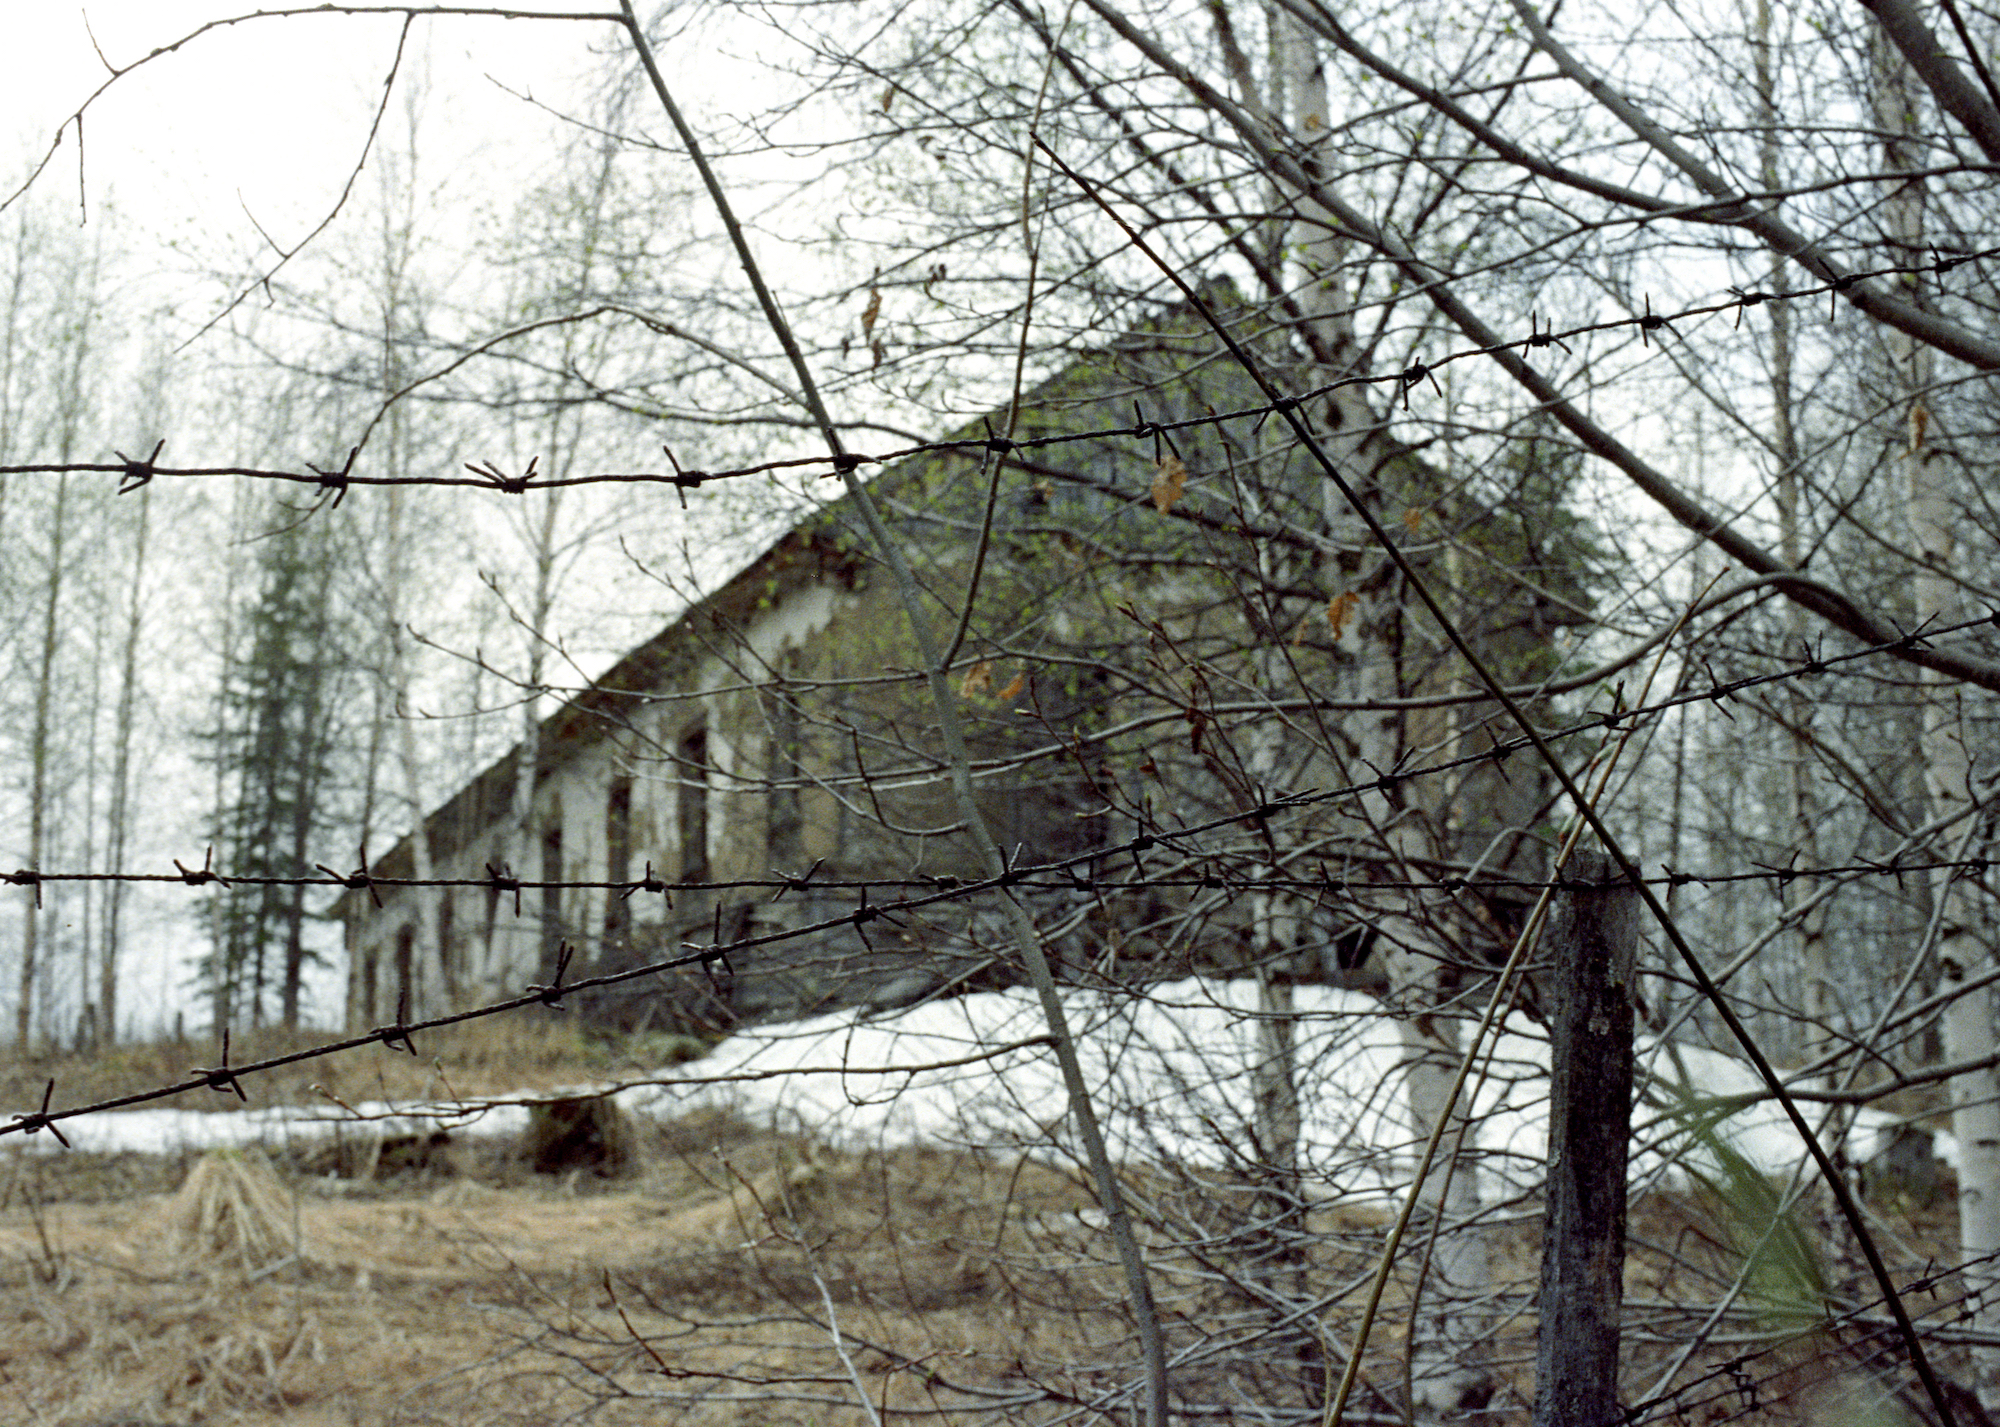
[362, 719, 804, 1011]
[547, 727, 712, 954]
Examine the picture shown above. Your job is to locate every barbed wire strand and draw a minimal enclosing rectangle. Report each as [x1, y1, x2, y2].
[11, 609, 1992, 903]
[0, 245, 1991, 499]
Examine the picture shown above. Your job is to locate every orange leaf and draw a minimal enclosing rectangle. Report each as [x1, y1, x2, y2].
[1150, 454, 1188, 514]
[1402, 506, 1427, 534]
[997, 671, 1026, 701]
[1326, 591, 1361, 639]
[959, 659, 993, 697]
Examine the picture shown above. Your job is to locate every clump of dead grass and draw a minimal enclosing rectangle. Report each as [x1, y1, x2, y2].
[160, 1148, 309, 1274]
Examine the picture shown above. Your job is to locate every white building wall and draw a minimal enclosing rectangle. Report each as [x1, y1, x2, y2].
[345, 567, 855, 1030]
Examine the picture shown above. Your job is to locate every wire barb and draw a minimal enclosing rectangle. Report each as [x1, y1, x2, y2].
[174, 845, 230, 888]
[8, 1080, 71, 1148]
[114, 439, 165, 495]
[527, 941, 577, 1008]
[5, 868, 44, 909]
[191, 1029, 248, 1101]
[466, 455, 539, 494]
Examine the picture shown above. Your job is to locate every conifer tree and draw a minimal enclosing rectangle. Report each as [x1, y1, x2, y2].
[202, 504, 351, 1030]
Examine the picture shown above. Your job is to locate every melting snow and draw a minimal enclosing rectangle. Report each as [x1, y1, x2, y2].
[11, 980, 1912, 1197]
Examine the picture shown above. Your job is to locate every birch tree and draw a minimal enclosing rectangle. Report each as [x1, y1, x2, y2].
[2, 207, 106, 1045]
[1864, 17, 2000, 1399]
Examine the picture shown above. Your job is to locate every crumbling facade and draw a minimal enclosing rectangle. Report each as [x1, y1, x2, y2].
[339, 301, 1593, 1034]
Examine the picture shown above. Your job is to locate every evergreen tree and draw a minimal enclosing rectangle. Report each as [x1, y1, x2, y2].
[202, 504, 351, 1031]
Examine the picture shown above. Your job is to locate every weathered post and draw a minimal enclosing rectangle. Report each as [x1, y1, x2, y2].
[1534, 849, 1639, 1427]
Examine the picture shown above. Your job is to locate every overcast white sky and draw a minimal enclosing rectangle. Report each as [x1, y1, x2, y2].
[11, 7, 608, 211]
[3, 4, 651, 330]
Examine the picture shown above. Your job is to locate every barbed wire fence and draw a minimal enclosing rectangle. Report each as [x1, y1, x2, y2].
[0, 383, 1991, 1424]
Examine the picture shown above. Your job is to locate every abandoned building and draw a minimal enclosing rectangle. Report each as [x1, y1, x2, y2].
[336, 297, 1594, 1036]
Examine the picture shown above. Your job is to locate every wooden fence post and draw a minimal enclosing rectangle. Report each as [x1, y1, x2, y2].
[1534, 849, 1639, 1427]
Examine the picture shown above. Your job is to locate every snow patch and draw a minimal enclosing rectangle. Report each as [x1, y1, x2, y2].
[12, 981, 1907, 1200]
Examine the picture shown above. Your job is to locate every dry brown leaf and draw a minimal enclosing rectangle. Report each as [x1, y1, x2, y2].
[1327, 591, 1361, 639]
[997, 671, 1026, 701]
[861, 288, 882, 340]
[1150, 454, 1189, 514]
[959, 660, 993, 697]
[1402, 506, 1427, 534]
[1185, 666, 1210, 755]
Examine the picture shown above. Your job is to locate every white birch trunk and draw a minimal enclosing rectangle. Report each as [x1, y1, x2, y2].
[1273, 12, 1491, 1415]
[482, 135, 604, 998]
[100, 483, 150, 1046]
[1752, 0, 1832, 1074]
[1911, 411, 2000, 1404]
[383, 480, 449, 1019]
[372, 107, 450, 1017]
[17, 474, 68, 1047]
[490, 491, 560, 1002]
[1869, 23, 2000, 1407]
[375, 304, 448, 1019]
[1913, 455, 2000, 1400]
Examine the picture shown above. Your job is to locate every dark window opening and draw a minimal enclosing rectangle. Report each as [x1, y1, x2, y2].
[768, 691, 803, 869]
[677, 726, 710, 884]
[542, 819, 565, 979]
[437, 891, 457, 1001]
[604, 775, 633, 954]
[359, 947, 379, 1023]
[394, 926, 414, 1015]
[483, 876, 500, 951]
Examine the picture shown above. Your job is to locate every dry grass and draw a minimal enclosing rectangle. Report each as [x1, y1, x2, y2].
[0, 1032, 1965, 1427]
[0, 1134, 1959, 1427]
[0, 1018, 708, 1123]
[0, 1122, 1107, 1427]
